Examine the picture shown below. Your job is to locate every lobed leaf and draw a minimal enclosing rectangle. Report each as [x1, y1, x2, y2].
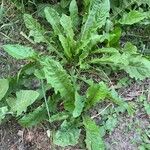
[24, 14, 47, 43]
[53, 120, 80, 147]
[69, 0, 79, 29]
[85, 82, 109, 109]
[58, 33, 72, 58]
[77, 33, 109, 59]
[81, 0, 110, 39]
[7, 90, 39, 116]
[83, 116, 105, 150]
[109, 89, 134, 115]
[73, 92, 85, 118]
[19, 103, 47, 127]
[83, 81, 133, 114]
[49, 112, 69, 123]
[89, 43, 150, 80]
[44, 7, 62, 35]
[40, 57, 75, 112]
[119, 10, 148, 25]
[122, 56, 150, 80]
[3, 44, 37, 60]
[60, 14, 75, 45]
[105, 115, 118, 132]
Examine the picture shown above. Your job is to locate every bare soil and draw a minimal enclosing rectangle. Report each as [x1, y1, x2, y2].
[0, 120, 51, 150]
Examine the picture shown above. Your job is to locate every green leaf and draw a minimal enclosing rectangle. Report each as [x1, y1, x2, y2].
[19, 104, 47, 127]
[0, 106, 8, 123]
[0, 79, 9, 101]
[69, 0, 79, 29]
[60, 0, 71, 8]
[123, 42, 138, 54]
[34, 69, 45, 80]
[83, 116, 105, 150]
[58, 34, 72, 58]
[135, 0, 150, 6]
[37, 3, 67, 18]
[121, 43, 150, 80]
[40, 57, 75, 112]
[60, 14, 75, 45]
[89, 52, 123, 65]
[109, 89, 134, 115]
[83, 80, 133, 115]
[90, 44, 150, 80]
[53, 120, 80, 147]
[59, 14, 75, 58]
[119, 10, 148, 25]
[44, 7, 62, 35]
[144, 101, 150, 115]
[7, 90, 39, 116]
[105, 115, 118, 132]
[3, 44, 36, 60]
[85, 82, 109, 109]
[81, 0, 110, 39]
[73, 92, 85, 118]
[49, 112, 69, 123]
[91, 53, 150, 80]
[92, 47, 119, 54]
[122, 56, 150, 80]
[77, 33, 109, 56]
[24, 14, 47, 43]
[109, 27, 122, 46]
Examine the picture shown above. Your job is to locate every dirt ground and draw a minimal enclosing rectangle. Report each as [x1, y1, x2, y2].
[0, 120, 50, 150]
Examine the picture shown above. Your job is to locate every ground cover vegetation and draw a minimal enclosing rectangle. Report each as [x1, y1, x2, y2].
[0, 0, 150, 149]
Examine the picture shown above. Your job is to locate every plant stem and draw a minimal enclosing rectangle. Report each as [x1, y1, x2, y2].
[41, 80, 51, 121]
